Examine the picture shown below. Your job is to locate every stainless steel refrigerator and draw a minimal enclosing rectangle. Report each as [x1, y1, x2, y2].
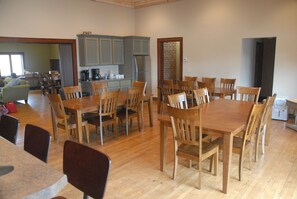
[134, 55, 152, 94]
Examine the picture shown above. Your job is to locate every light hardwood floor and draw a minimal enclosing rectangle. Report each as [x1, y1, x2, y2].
[11, 90, 297, 199]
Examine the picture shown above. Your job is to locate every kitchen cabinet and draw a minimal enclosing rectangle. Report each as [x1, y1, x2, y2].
[113, 39, 124, 65]
[78, 36, 100, 66]
[99, 38, 112, 65]
[133, 38, 150, 55]
[78, 35, 124, 66]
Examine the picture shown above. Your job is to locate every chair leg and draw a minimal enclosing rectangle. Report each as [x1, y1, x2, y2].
[172, 154, 178, 180]
[141, 101, 144, 130]
[214, 149, 218, 176]
[197, 161, 202, 189]
[99, 126, 104, 146]
[255, 130, 261, 162]
[239, 153, 243, 181]
[209, 158, 212, 172]
[114, 118, 118, 138]
[125, 115, 129, 136]
[137, 114, 141, 132]
[84, 124, 90, 144]
[262, 125, 267, 155]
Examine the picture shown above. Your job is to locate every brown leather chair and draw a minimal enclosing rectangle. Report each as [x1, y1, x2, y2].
[0, 114, 19, 144]
[24, 124, 51, 163]
[53, 140, 111, 199]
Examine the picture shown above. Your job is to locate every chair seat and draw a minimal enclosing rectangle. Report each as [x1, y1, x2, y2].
[88, 115, 117, 126]
[213, 136, 251, 151]
[117, 109, 138, 117]
[177, 142, 219, 160]
[57, 117, 88, 129]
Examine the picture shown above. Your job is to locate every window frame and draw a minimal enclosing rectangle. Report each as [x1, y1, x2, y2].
[0, 52, 25, 77]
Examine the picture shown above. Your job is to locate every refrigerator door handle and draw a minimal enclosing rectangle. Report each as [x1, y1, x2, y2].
[134, 56, 138, 81]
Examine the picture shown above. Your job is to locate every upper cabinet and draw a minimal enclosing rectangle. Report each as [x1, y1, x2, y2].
[78, 36, 100, 66]
[78, 35, 124, 66]
[113, 39, 124, 65]
[132, 38, 150, 55]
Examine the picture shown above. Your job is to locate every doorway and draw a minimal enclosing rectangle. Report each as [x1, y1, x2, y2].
[157, 37, 183, 87]
[241, 37, 276, 101]
[0, 37, 78, 86]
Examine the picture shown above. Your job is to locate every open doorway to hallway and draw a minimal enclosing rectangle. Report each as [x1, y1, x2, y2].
[241, 37, 276, 101]
[157, 37, 183, 87]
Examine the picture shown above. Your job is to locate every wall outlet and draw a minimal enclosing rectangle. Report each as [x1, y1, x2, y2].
[183, 57, 188, 62]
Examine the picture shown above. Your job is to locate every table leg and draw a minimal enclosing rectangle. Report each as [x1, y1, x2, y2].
[160, 121, 168, 171]
[148, 95, 153, 127]
[75, 110, 83, 143]
[158, 88, 161, 114]
[222, 133, 233, 194]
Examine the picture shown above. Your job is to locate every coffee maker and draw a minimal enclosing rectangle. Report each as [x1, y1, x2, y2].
[80, 70, 89, 81]
[92, 69, 101, 80]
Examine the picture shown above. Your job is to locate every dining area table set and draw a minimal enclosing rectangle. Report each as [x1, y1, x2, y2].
[49, 80, 153, 145]
[158, 76, 276, 194]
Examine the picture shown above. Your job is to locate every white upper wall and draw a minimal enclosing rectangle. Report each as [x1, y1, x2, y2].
[135, 0, 297, 98]
[0, 0, 135, 38]
[1, 0, 297, 98]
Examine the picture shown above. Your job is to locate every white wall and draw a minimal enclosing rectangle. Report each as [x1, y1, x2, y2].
[135, 0, 297, 98]
[1, 0, 297, 98]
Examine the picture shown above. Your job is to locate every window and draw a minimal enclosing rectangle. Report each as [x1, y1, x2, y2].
[0, 53, 24, 77]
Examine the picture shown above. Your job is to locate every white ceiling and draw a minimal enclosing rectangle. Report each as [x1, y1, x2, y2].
[93, 0, 182, 8]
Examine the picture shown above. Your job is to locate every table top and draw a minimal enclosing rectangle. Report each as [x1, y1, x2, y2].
[159, 99, 253, 135]
[0, 137, 67, 199]
[63, 90, 127, 112]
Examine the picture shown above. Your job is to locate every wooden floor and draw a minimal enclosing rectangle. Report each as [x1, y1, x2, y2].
[11, 90, 297, 199]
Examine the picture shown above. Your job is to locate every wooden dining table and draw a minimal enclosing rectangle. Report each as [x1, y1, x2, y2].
[61, 91, 153, 144]
[158, 99, 253, 194]
[0, 137, 67, 199]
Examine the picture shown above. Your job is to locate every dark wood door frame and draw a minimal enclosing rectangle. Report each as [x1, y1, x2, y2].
[0, 36, 78, 85]
[157, 37, 183, 87]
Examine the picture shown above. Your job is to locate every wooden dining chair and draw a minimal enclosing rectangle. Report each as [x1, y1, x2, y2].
[178, 80, 194, 107]
[167, 106, 219, 189]
[184, 76, 198, 88]
[53, 140, 111, 199]
[63, 85, 82, 100]
[236, 86, 261, 103]
[87, 90, 119, 145]
[132, 81, 147, 130]
[117, 87, 143, 136]
[160, 80, 174, 114]
[255, 94, 276, 161]
[220, 78, 236, 99]
[201, 77, 216, 100]
[0, 114, 19, 144]
[91, 81, 109, 96]
[213, 103, 265, 181]
[193, 88, 210, 105]
[24, 124, 51, 163]
[168, 92, 188, 109]
[47, 93, 90, 143]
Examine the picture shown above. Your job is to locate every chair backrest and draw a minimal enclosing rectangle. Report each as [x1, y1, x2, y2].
[63, 140, 111, 199]
[184, 76, 198, 88]
[24, 124, 51, 163]
[63, 85, 82, 100]
[167, 106, 202, 154]
[243, 103, 265, 144]
[202, 77, 216, 92]
[99, 90, 120, 117]
[47, 94, 67, 120]
[260, 94, 277, 128]
[220, 78, 236, 90]
[168, 92, 188, 109]
[91, 81, 109, 96]
[160, 80, 174, 100]
[132, 81, 147, 96]
[178, 80, 193, 96]
[236, 86, 261, 103]
[0, 114, 19, 144]
[193, 88, 210, 105]
[126, 87, 143, 111]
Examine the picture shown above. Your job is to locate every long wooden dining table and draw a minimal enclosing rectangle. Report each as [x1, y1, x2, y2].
[61, 91, 153, 144]
[158, 99, 253, 194]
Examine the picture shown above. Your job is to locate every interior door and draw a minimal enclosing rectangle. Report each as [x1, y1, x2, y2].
[59, 44, 74, 87]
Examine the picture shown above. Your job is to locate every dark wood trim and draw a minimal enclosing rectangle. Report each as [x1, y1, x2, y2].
[157, 37, 183, 87]
[0, 36, 78, 85]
